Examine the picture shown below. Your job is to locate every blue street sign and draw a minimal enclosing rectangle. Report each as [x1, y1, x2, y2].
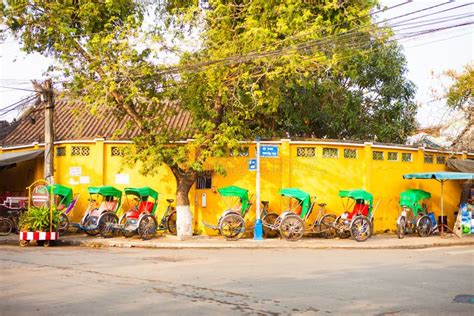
[248, 159, 257, 171]
[260, 145, 279, 158]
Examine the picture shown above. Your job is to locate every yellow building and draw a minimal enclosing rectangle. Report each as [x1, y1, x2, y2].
[1, 101, 472, 234]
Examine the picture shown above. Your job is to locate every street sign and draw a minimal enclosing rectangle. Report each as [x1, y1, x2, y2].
[248, 159, 257, 171]
[260, 145, 279, 158]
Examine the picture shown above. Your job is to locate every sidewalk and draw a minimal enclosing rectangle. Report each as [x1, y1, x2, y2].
[1, 232, 473, 249]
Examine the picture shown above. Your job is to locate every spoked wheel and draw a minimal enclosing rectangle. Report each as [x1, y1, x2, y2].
[98, 213, 118, 238]
[219, 214, 246, 241]
[166, 211, 177, 235]
[0, 218, 13, 236]
[279, 215, 304, 241]
[58, 213, 70, 234]
[319, 214, 337, 239]
[397, 216, 406, 239]
[416, 215, 432, 237]
[138, 215, 157, 240]
[262, 212, 279, 238]
[120, 214, 136, 238]
[334, 216, 351, 239]
[350, 216, 372, 242]
[83, 215, 100, 236]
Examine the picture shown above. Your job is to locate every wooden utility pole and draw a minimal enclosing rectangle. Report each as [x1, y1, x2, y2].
[33, 79, 54, 184]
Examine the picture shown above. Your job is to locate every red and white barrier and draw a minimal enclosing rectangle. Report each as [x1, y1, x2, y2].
[19, 231, 59, 241]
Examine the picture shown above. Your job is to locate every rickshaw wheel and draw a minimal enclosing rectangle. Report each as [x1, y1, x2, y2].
[334, 216, 351, 239]
[219, 214, 246, 241]
[262, 212, 279, 238]
[397, 216, 406, 239]
[416, 215, 432, 237]
[320, 214, 337, 239]
[84, 215, 100, 236]
[279, 215, 304, 241]
[138, 215, 157, 240]
[166, 211, 177, 235]
[98, 213, 118, 238]
[350, 216, 372, 242]
[58, 213, 69, 234]
[119, 214, 135, 238]
[0, 218, 13, 236]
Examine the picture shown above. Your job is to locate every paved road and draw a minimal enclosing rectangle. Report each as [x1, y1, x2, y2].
[0, 246, 473, 315]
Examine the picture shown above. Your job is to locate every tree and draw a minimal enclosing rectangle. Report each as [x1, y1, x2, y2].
[444, 63, 473, 149]
[274, 41, 417, 143]
[2, 0, 399, 237]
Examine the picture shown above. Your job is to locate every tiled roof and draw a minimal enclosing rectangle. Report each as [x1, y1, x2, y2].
[1, 100, 192, 147]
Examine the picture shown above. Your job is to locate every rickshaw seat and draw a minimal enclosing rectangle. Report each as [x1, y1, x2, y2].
[138, 201, 154, 213]
[98, 200, 118, 213]
[126, 210, 140, 219]
[166, 199, 174, 204]
[348, 203, 369, 219]
[261, 201, 269, 206]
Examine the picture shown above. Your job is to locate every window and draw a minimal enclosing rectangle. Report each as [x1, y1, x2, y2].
[388, 152, 398, 161]
[437, 156, 446, 164]
[111, 147, 124, 157]
[230, 147, 249, 157]
[297, 147, 316, 157]
[343, 149, 357, 159]
[56, 147, 66, 157]
[373, 151, 384, 160]
[71, 146, 90, 156]
[322, 148, 338, 158]
[196, 172, 212, 189]
[402, 153, 412, 162]
[424, 154, 434, 164]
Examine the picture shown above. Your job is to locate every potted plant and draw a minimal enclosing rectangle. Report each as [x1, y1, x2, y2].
[18, 205, 61, 247]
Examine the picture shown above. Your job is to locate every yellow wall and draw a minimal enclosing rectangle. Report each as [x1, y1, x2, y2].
[1, 140, 472, 234]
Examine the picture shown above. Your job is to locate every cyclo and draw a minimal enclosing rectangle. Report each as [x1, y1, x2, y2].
[334, 189, 377, 242]
[49, 184, 80, 233]
[203, 185, 270, 241]
[74, 186, 122, 237]
[397, 189, 433, 239]
[264, 188, 336, 241]
[118, 187, 176, 240]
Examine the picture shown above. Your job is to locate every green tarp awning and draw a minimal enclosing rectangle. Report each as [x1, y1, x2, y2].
[279, 188, 311, 218]
[217, 186, 250, 212]
[88, 186, 122, 198]
[403, 172, 474, 180]
[124, 187, 158, 201]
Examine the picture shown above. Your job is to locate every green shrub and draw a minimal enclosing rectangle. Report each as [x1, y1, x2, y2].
[18, 206, 61, 232]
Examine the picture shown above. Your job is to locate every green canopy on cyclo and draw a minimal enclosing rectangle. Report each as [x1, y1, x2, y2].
[88, 186, 122, 198]
[279, 188, 311, 218]
[339, 189, 373, 208]
[48, 184, 73, 206]
[124, 187, 158, 201]
[399, 189, 431, 214]
[217, 186, 250, 213]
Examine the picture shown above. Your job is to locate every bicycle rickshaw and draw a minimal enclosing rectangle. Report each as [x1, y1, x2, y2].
[117, 187, 176, 240]
[397, 189, 434, 239]
[203, 185, 261, 240]
[334, 189, 378, 242]
[264, 188, 336, 241]
[74, 186, 122, 237]
[0, 195, 28, 235]
[49, 184, 80, 233]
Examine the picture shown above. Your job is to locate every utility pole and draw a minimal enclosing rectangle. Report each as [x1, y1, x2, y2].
[254, 136, 263, 240]
[33, 79, 54, 184]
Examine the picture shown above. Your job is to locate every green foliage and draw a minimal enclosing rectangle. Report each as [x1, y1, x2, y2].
[18, 206, 61, 232]
[445, 63, 473, 109]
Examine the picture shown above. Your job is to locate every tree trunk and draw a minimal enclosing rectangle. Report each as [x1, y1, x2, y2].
[172, 168, 196, 239]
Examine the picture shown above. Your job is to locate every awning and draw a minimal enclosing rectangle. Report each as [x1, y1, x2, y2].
[0, 149, 44, 167]
[446, 159, 474, 173]
[403, 172, 474, 180]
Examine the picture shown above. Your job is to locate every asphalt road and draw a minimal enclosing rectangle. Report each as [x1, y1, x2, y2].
[0, 245, 473, 315]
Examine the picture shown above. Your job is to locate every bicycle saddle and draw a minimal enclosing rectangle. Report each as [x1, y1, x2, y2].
[261, 201, 269, 206]
[166, 199, 174, 204]
[318, 203, 327, 207]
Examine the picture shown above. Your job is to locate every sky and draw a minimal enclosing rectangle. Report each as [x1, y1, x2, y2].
[0, 0, 473, 128]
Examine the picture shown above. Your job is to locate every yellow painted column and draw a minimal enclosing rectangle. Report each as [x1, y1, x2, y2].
[94, 138, 105, 186]
[362, 142, 372, 192]
[281, 139, 291, 188]
[415, 148, 425, 189]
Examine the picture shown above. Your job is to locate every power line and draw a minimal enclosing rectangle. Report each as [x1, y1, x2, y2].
[0, 85, 37, 92]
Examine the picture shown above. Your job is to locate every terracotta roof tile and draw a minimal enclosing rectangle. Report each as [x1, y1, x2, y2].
[1, 100, 191, 147]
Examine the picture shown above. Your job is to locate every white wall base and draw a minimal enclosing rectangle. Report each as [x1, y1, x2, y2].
[176, 205, 193, 239]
